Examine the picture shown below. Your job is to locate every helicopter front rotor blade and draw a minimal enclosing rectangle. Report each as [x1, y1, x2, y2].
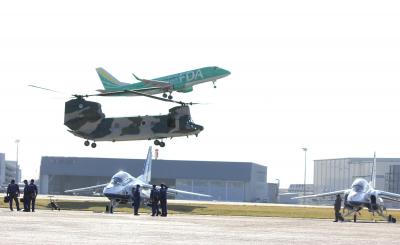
[28, 85, 64, 94]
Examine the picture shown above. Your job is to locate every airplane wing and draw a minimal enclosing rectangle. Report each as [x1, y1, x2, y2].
[96, 86, 165, 94]
[292, 189, 350, 199]
[140, 183, 211, 198]
[132, 74, 172, 90]
[64, 183, 108, 193]
[378, 190, 400, 202]
[166, 187, 212, 198]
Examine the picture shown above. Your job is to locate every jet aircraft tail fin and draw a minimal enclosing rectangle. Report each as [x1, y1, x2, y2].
[96, 67, 129, 90]
[138, 146, 152, 183]
[370, 151, 377, 189]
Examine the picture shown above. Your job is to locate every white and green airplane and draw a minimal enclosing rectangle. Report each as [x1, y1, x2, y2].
[96, 66, 231, 99]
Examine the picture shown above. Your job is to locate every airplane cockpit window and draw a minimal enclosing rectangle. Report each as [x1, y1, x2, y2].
[111, 177, 123, 185]
[351, 178, 369, 192]
[111, 172, 130, 185]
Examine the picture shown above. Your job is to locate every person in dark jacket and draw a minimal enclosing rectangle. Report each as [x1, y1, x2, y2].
[6, 179, 20, 211]
[132, 184, 141, 215]
[159, 184, 168, 217]
[150, 185, 160, 216]
[23, 179, 30, 212]
[334, 194, 343, 222]
[28, 179, 38, 212]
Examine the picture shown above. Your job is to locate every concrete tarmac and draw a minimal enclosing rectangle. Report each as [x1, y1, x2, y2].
[1, 208, 399, 245]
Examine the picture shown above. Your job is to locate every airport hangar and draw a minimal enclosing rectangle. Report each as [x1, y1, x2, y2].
[39, 156, 269, 202]
[313, 157, 400, 208]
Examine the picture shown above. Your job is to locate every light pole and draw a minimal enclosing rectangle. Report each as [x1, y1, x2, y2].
[15, 139, 20, 162]
[302, 147, 307, 203]
[275, 178, 280, 203]
[15, 139, 20, 182]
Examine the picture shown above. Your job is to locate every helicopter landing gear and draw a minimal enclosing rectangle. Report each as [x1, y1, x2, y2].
[84, 140, 96, 148]
[154, 139, 165, 147]
[163, 92, 173, 100]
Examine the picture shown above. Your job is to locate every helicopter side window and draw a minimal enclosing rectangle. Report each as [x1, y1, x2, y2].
[167, 117, 176, 128]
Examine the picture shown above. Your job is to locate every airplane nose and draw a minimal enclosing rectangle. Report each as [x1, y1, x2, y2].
[223, 68, 231, 76]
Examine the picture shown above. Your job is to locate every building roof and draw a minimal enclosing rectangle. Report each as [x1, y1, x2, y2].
[40, 156, 263, 181]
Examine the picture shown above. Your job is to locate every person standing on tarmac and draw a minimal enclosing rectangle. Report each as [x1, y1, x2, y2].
[150, 185, 160, 216]
[160, 184, 168, 217]
[133, 184, 141, 215]
[23, 180, 30, 212]
[334, 194, 343, 222]
[6, 179, 20, 211]
[28, 179, 38, 212]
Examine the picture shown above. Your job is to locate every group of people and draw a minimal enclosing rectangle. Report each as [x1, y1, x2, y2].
[131, 183, 168, 216]
[6, 179, 38, 212]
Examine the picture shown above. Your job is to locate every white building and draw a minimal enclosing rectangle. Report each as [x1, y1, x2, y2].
[0, 153, 21, 186]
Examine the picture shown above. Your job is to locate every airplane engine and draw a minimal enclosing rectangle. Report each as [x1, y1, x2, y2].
[64, 98, 105, 131]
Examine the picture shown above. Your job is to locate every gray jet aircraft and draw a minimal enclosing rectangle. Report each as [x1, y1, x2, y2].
[293, 153, 399, 223]
[65, 146, 211, 213]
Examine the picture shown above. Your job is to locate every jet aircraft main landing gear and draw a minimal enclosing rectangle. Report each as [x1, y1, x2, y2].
[388, 214, 397, 223]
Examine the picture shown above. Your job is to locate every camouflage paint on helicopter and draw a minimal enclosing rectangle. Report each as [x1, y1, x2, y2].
[64, 98, 203, 147]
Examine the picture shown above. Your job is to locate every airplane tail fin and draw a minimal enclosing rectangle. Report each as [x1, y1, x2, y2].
[138, 146, 152, 183]
[95, 67, 129, 90]
[370, 151, 377, 189]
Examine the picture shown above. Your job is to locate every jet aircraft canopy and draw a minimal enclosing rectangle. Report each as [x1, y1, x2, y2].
[111, 171, 132, 186]
[351, 178, 369, 192]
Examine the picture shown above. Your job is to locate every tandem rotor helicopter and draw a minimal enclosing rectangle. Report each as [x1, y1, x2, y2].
[30, 85, 204, 148]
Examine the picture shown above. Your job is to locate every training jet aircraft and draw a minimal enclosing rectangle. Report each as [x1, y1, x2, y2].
[96, 66, 231, 99]
[293, 153, 399, 223]
[65, 147, 211, 213]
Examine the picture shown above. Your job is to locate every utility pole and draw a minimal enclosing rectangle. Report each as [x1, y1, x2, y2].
[302, 147, 307, 204]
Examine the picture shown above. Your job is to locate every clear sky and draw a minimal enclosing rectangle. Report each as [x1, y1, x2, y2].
[1, 1, 400, 187]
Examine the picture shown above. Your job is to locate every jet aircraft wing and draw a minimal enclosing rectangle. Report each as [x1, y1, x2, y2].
[292, 189, 350, 199]
[140, 183, 211, 198]
[166, 187, 212, 198]
[377, 190, 400, 202]
[96, 86, 166, 94]
[132, 74, 172, 90]
[64, 183, 108, 193]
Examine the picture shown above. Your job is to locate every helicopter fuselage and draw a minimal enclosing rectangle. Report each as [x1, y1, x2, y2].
[64, 98, 203, 145]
